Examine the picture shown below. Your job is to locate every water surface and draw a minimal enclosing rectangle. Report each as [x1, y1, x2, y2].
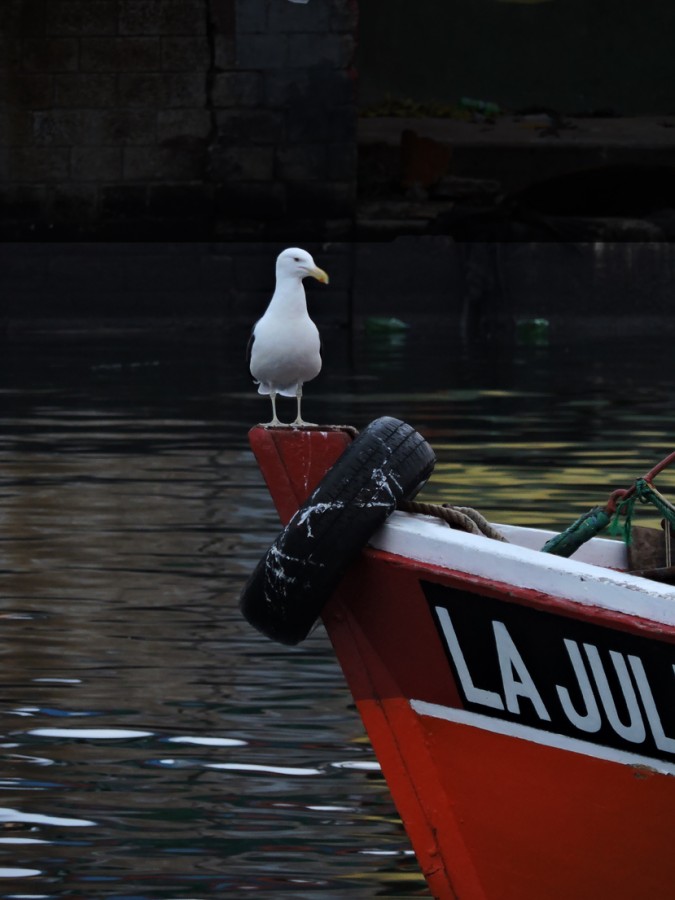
[0, 326, 674, 897]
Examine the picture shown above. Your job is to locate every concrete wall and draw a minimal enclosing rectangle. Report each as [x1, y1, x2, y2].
[358, 0, 675, 116]
[0, 0, 357, 239]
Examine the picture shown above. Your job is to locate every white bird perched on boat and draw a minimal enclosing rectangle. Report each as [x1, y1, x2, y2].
[247, 247, 329, 427]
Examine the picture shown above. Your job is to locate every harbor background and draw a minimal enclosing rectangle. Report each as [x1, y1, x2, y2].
[2, 0, 675, 240]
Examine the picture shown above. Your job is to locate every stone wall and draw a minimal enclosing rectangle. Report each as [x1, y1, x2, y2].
[0, 0, 358, 239]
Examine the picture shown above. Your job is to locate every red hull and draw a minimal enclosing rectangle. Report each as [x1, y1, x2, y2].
[327, 558, 675, 899]
[248, 425, 675, 900]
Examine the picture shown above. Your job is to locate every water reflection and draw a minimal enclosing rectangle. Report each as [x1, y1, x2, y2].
[0, 326, 673, 897]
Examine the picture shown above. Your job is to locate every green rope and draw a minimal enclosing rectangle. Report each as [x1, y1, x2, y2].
[635, 479, 675, 530]
[545, 477, 675, 557]
[541, 506, 611, 557]
[609, 494, 637, 545]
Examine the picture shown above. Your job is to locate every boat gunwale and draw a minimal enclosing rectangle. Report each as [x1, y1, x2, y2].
[367, 511, 675, 629]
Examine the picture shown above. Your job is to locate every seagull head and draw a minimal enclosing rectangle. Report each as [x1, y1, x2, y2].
[276, 247, 329, 285]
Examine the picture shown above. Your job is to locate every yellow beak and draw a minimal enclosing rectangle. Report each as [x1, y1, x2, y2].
[310, 266, 329, 285]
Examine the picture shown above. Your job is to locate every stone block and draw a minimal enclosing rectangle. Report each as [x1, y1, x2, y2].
[33, 109, 90, 145]
[161, 0, 207, 34]
[118, 0, 160, 34]
[214, 34, 235, 69]
[236, 33, 288, 69]
[264, 69, 307, 107]
[0, 109, 33, 145]
[0, 39, 17, 70]
[268, 66, 354, 115]
[98, 109, 158, 146]
[0, 73, 53, 108]
[287, 32, 355, 69]
[267, 1, 332, 33]
[123, 144, 207, 180]
[80, 37, 161, 72]
[214, 109, 283, 143]
[0, 2, 50, 38]
[235, 0, 267, 34]
[34, 108, 156, 146]
[166, 73, 207, 107]
[161, 36, 210, 71]
[118, 72, 166, 107]
[275, 143, 327, 181]
[21, 38, 79, 72]
[158, 109, 211, 143]
[54, 74, 117, 107]
[119, 0, 206, 35]
[70, 146, 122, 181]
[9, 145, 70, 181]
[210, 144, 274, 181]
[209, 0, 235, 36]
[0, 1, 19, 30]
[45, 1, 118, 35]
[212, 71, 263, 107]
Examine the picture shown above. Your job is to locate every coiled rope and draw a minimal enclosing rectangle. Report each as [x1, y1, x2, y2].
[398, 500, 508, 541]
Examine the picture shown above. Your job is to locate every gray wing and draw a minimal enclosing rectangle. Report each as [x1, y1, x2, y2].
[246, 323, 256, 373]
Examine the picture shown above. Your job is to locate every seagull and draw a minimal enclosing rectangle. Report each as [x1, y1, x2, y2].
[247, 247, 329, 427]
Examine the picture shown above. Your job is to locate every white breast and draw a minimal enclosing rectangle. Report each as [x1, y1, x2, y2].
[250, 313, 321, 394]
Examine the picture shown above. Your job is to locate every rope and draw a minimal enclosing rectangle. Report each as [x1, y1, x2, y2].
[610, 478, 675, 546]
[398, 500, 508, 541]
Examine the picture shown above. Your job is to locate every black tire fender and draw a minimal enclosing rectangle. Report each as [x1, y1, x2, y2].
[240, 416, 436, 645]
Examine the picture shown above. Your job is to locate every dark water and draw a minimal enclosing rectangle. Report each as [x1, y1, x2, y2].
[1, 325, 674, 898]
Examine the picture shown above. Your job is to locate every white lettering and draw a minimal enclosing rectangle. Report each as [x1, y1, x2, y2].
[435, 607, 504, 710]
[556, 639, 602, 732]
[493, 621, 551, 721]
[628, 657, 675, 754]
[584, 644, 645, 743]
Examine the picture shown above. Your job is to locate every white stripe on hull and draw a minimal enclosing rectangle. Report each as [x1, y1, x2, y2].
[410, 699, 675, 777]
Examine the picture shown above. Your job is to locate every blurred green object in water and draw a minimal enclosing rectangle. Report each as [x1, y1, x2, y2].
[516, 317, 550, 346]
[459, 97, 501, 117]
[365, 317, 409, 334]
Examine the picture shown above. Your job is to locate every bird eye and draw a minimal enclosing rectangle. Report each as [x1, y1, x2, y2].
[293, 257, 300, 262]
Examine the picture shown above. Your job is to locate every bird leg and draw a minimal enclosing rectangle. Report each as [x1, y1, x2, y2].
[291, 385, 316, 427]
[263, 391, 286, 427]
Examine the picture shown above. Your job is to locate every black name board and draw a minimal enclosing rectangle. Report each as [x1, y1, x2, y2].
[423, 581, 675, 764]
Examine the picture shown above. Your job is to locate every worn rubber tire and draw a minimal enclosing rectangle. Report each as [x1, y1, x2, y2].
[240, 416, 436, 645]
